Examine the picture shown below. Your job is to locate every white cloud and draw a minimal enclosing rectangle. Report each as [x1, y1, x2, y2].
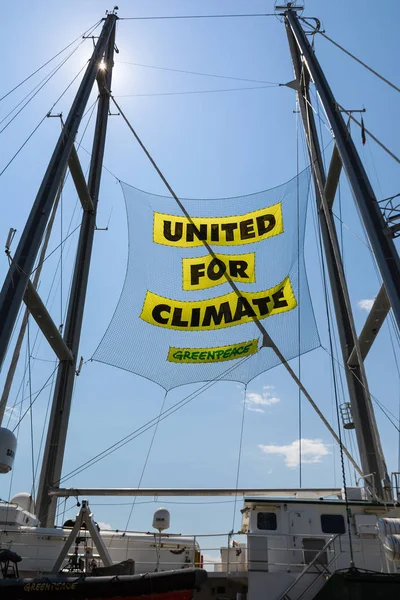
[97, 521, 113, 530]
[258, 438, 329, 468]
[246, 386, 281, 413]
[358, 298, 374, 312]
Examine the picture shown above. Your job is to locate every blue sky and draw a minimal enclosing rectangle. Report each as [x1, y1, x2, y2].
[0, 0, 399, 537]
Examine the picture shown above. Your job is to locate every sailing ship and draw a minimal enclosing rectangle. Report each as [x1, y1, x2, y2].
[0, 2, 400, 598]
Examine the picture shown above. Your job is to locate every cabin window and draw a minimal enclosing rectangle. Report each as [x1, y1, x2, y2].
[257, 512, 277, 530]
[320, 514, 345, 534]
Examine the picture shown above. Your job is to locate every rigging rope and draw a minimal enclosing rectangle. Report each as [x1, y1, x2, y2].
[56, 353, 256, 485]
[110, 94, 277, 343]
[2, 96, 97, 430]
[120, 14, 277, 20]
[123, 392, 168, 532]
[344, 142, 400, 447]
[93, 500, 239, 506]
[0, 62, 88, 179]
[321, 219, 355, 562]
[296, 94, 302, 486]
[337, 105, 400, 164]
[232, 385, 247, 531]
[27, 318, 36, 501]
[115, 85, 278, 98]
[0, 39, 88, 134]
[0, 19, 102, 103]
[70, 95, 361, 481]
[27, 104, 98, 490]
[12, 365, 59, 431]
[116, 60, 280, 85]
[29, 224, 82, 277]
[322, 347, 400, 433]
[319, 31, 400, 94]
[316, 91, 361, 480]
[33, 360, 58, 487]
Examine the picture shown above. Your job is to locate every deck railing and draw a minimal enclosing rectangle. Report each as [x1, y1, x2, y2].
[0, 526, 390, 576]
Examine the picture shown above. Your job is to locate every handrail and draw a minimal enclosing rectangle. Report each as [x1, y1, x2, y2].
[279, 535, 338, 600]
[390, 472, 400, 503]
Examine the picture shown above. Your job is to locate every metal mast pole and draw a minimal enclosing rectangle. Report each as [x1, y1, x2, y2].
[36, 17, 117, 527]
[285, 15, 389, 499]
[286, 9, 400, 330]
[0, 15, 116, 372]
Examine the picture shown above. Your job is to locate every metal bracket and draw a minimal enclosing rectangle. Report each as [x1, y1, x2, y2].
[51, 500, 112, 573]
[347, 284, 390, 366]
[68, 145, 95, 212]
[58, 116, 95, 213]
[5, 228, 16, 252]
[275, 2, 304, 11]
[5, 249, 73, 362]
[324, 144, 342, 210]
[378, 193, 400, 237]
[338, 108, 366, 114]
[23, 280, 74, 362]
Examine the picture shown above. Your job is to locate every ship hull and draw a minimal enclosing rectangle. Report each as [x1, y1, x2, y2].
[0, 568, 207, 600]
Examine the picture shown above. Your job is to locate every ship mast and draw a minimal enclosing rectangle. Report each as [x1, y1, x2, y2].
[35, 17, 117, 527]
[283, 3, 398, 499]
[0, 11, 117, 525]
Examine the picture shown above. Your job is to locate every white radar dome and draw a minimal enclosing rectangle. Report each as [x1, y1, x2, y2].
[153, 508, 170, 531]
[0, 427, 17, 473]
[11, 492, 35, 514]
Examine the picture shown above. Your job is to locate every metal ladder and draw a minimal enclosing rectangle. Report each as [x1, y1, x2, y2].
[280, 535, 340, 600]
